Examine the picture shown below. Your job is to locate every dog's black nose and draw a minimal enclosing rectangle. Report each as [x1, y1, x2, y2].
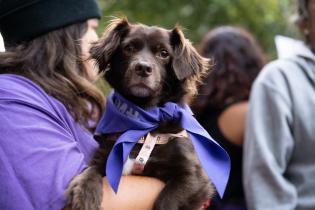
[135, 62, 153, 77]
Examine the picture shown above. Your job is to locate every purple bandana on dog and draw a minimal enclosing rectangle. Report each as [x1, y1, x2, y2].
[95, 91, 230, 197]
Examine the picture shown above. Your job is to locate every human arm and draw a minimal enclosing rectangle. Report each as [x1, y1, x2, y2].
[0, 75, 106, 210]
[101, 176, 164, 210]
[63, 176, 164, 210]
[243, 67, 297, 210]
[218, 101, 248, 146]
[0, 95, 164, 210]
[0, 97, 97, 210]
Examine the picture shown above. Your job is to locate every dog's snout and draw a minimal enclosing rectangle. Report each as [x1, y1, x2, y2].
[135, 61, 153, 77]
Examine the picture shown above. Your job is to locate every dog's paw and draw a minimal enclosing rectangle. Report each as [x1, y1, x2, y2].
[65, 167, 103, 210]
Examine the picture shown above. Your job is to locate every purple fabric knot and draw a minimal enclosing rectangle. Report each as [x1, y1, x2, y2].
[157, 103, 181, 123]
[95, 91, 230, 197]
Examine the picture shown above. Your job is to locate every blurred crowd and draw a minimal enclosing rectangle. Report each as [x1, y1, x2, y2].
[190, 0, 315, 210]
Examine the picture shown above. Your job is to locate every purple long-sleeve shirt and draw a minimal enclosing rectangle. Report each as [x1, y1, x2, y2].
[0, 74, 98, 210]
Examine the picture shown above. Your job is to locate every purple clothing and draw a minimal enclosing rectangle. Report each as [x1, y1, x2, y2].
[0, 74, 98, 210]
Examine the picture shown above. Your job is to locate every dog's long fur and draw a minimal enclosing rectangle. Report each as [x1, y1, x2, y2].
[66, 18, 214, 210]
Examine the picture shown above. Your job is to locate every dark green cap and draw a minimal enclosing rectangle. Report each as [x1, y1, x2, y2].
[0, 0, 101, 47]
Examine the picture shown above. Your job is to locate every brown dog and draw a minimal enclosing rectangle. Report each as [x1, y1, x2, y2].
[66, 18, 214, 210]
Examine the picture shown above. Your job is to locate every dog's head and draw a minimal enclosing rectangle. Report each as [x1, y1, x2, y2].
[91, 17, 210, 107]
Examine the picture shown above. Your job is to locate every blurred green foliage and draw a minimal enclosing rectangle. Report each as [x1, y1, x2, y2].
[96, 0, 300, 95]
[97, 0, 299, 58]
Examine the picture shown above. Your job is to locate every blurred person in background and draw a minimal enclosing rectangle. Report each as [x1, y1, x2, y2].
[243, 0, 315, 209]
[0, 0, 163, 209]
[191, 26, 265, 210]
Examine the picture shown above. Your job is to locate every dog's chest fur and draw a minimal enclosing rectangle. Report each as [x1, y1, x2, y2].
[95, 121, 185, 176]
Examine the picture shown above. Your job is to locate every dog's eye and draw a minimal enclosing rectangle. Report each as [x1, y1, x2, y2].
[158, 49, 169, 59]
[124, 45, 135, 53]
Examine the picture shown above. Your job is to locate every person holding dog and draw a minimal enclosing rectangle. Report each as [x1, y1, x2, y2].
[191, 26, 265, 210]
[243, 0, 315, 209]
[0, 0, 164, 209]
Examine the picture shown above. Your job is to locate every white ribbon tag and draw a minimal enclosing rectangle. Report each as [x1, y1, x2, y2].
[133, 132, 157, 174]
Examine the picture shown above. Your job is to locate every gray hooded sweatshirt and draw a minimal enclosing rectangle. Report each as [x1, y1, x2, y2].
[243, 43, 315, 210]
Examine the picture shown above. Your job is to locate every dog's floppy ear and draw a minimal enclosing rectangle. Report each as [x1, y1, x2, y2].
[170, 26, 210, 80]
[90, 17, 130, 72]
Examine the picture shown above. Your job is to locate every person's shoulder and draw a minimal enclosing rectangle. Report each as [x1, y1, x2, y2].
[0, 74, 61, 110]
[0, 74, 46, 99]
[218, 101, 248, 146]
[262, 55, 312, 77]
[255, 56, 307, 89]
[261, 57, 298, 76]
